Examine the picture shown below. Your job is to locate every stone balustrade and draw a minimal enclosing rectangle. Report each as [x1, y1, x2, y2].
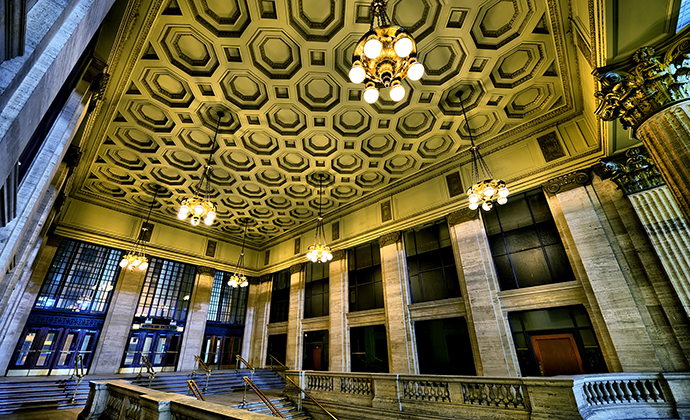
[285, 371, 690, 420]
[77, 380, 274, 420]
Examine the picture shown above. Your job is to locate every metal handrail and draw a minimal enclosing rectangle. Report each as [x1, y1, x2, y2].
[187, 379, 206, 401]
[268, 354, 287, 370]
[235, 354, 255, 380]
[193, 355, 212, 392]
[285, 375, 338, 420]
[70, 355, 86, 403]
[242, 376, 284, 418]
[138, 355, 156, 388]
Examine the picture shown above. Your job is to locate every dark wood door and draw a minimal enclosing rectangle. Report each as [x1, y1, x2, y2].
[531, 334, 584, 376]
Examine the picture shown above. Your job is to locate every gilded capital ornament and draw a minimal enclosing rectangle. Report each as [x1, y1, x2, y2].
[290, 263, 304, 274]
[196, 266, 216, 277]
[593, 42, 690, 129]
[447, 208, 480, 226]
[601, 146, 665, 195]
[330, 250, 345, 261]
[378, 231, 401, 247]
[543, 172, 591, 195]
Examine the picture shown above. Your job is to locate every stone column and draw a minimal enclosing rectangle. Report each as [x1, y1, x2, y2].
[447, 209, 520, 377]
[248, 275, 272, 368]
[629, 186, 690, 318]
[89, 268, 147, 375]
[328, 250, 348, 372]
[0, 235, 61, 374]
[176, 266, 215, 371]
[594, 41, 690, 222]
[544, 173, 663, 372]
[285, 263, 305, 370]
[378, 232, 417, 374]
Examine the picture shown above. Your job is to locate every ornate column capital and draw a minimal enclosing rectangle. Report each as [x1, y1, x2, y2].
[196, 266, 216, 277]
[330, 250, 346, 261]
[289, 263, 304, 274]
[542, 171, 591, 195]
[447, 208, 480, 226]
[593, 39, 690, 129]
[600, 146, 665, 195]
[378, 231, 401, 247]
[259, 274, 272, 283]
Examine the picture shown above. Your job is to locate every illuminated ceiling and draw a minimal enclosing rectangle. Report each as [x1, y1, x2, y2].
[72, 0, 588, 248]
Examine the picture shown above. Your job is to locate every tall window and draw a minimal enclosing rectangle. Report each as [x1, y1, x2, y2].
[305, 263, 329, 318]
[678, 0, 690, 32]
[34, 239, 121, 314]
[207, 271, 249, 325]
[404, 220, 460, 303]
[348, 241, 383, 312]
[269, 269, 290, 323]
[483, 189, 575, 290]
[135, 258, 195, 322]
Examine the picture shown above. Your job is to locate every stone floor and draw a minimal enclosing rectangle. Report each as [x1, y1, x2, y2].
[0, 388, 286, 420]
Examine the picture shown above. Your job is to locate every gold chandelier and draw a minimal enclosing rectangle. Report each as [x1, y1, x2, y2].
[177, 111, 222, 226]
[458, 92, 509, 211]
[306, 175, 333, 263]
[349, 0, 424, 103]
[229, 220, 249, 288]
[120, 187, 158, 271]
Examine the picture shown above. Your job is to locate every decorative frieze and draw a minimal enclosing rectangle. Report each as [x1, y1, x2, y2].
[542, 172, 591, 195]
[601, 147, 665, 195]
[447, 208, 479, 226]
[378, 231, 401, 247]
[259, 274, 272, 283]
[330, 250, 345, 261]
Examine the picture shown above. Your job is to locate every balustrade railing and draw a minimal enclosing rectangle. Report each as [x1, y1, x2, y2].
[339, 376, 371, 395]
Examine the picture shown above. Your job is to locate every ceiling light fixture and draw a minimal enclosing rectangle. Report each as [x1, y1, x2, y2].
[458, 91, 509, 211]
[349, 0, 424, 103]
[120, 186, 159, 271]
[229, 219, 249, 288]
[177, 111, 222, 226]
[306, 174, 333, 263]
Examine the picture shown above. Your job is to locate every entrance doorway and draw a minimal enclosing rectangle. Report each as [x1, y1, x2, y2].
[531, 334, 584, 376]
[122, 331, 182, 371]
[200, 335, 242, 369]
[8, 327, 99, 376]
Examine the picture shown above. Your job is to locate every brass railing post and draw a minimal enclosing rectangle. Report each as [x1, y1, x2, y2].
[193, 355, 212, 392]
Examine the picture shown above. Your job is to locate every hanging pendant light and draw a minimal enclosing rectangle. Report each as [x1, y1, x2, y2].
[229, 219, 249, 288]
[120, 187, 159, 271]
[178, 111, 222, 226]
[349, 0, 424, 103]
[306, 174, 333, 263]
[458, 91, 509, 211]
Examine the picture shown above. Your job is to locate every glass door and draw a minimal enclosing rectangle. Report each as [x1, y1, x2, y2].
[200, 335, 242, 370]
[121, 331, 182, 369]
[9, 327, 99, 375]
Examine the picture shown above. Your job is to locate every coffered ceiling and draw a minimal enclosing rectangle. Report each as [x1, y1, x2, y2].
[72, 0, 588, 248]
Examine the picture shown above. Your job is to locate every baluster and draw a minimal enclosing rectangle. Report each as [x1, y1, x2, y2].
[625, 380, 640, 403]
[611, 380, 624, 403]
[514, 385, 525, 409]
[635, 380, 649, 402]
[644, 380, 663, 402]
[594, 382, 606, 405]
[617, 380, 632, 403]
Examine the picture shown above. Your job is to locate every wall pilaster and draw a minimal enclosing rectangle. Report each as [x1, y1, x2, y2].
[328, 250, 348, 372]
[248, 275, 272, 368]
[544, 174, 664, 372]
[89, 268, 147, 374]
[176, 266, 215, 371]
[378, 232, 416, 374]
[286, 263, 305, 370]
[447, 209, 519, 377]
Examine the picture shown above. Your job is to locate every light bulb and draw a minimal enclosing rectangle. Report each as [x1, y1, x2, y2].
[407, 62, 424, 81]
[194, 204, 205, 215]
[484, 187, 495, 197]
[469, 193, 479, 204]
[228, 277, 238, 288]
[120, 258, 129, 268]
[364, 38, 382, 59]
[349, 65, 366, 84]
[482, 201, 493, 211]
[240, 280, 248, 287]
[132, 258, 141, 267]
[204, 217, 213, 226]
[497, 197, 508, 205]
[394, 37, 413, 57]
[469, 202, 479, 210]
[498, 187, 509, 197]
[191, 217, 200, 226]
[177, 205, 189, 219]
[320, 255, 328, 263]
[389, 82, 405, 102]
[139, 261, 149, 271]
[206, 210, 216, 220]
[363, 85, 379, 103]
[327, 253, 333, 261]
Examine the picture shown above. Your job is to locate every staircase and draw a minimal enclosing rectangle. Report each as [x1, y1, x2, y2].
[132, 368, 284, 395]
[0, 374, 135, 415]
[0, 369, 284, 416]
[238, 397, 311, 419]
